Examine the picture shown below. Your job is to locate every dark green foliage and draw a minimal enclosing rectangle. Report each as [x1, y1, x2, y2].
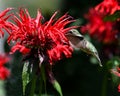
[104, 11, 120, 22]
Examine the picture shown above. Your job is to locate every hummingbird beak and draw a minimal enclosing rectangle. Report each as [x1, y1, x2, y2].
[93, 52, 102, 67]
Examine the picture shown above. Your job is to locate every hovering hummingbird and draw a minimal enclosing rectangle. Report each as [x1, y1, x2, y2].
[66, 29, 102, 67]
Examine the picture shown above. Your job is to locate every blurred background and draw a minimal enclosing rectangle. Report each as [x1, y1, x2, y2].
[0, 0, 120, 96]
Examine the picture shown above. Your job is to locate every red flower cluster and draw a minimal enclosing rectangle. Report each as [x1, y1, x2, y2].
[0, 54, 10, 80]
[95, 0, 120, 15]
[5, 9, 77, 64]
[80, 0, 120, 44]
[81, 8, 118, 44]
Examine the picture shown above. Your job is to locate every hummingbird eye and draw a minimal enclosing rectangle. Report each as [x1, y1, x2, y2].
[78, 36, 84, 40]
[68, 30, 73, 34]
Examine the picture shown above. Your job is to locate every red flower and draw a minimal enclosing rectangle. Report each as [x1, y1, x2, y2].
[7, 9, 77, 64]
[80, 8, 118, 44]
[0, 8, 12, 37]
[95, 0, 120, 15]
[0, 54, 10, 80]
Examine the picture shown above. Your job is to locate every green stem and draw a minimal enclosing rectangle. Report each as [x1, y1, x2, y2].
[101, 72, 108, 96]
[30, 75, 37, 96]
[38, 78, 43, 96]
[41, 65, 47, 95]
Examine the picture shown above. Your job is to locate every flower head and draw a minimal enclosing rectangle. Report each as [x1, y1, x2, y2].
[95, 0, 120, 15]
[80, 8, 118, 44]
[7, 9, 77, 64]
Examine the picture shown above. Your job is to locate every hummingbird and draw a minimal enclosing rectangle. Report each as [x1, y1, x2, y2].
[66, 29, 102, 67]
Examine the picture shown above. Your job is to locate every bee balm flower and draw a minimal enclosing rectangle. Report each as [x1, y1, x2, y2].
[80, 8, 118, 44]
[7, 9, 78, 64]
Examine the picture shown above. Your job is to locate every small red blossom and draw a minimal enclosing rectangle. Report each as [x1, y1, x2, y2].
[0, 54, 10, 80]
[80, 8, 118, 44]
[0, 8, 13, 37]
[95, 0, 120, 15]
[6, 9, 77, 64]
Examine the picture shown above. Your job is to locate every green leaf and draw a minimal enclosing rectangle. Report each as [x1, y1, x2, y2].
[104, 10, 120, 22]
[52, 80, 63, 96]
[22, 61, 30, 95]
[66, 29, 102, 67]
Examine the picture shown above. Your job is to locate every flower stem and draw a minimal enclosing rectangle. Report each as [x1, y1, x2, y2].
[41, 65, 47, 95]
[101, 71, 108, 96]
[30, 75, 37, 96]
[38, 78, 43, 96]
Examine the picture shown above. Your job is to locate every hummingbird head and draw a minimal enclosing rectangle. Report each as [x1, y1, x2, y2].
[66, 29, 84, 40]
